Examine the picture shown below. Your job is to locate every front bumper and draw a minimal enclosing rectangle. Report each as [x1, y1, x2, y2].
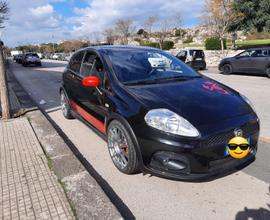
[133, 112, 259, 180]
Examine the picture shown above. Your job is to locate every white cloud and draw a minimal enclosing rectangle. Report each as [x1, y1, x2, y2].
[29, 5, 54, 17]
[4, 0, 205, 48]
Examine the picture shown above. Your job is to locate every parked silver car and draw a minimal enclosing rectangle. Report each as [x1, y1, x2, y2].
[219, 47, 270, 78]
[21, 52, 42, 67]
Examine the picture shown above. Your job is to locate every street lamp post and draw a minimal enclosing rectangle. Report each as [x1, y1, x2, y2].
[85, 15, 91, 46]
[37, 37, 40, 53]
[51, 33, 55, 54]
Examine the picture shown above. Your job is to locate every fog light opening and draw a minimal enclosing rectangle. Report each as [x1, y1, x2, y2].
[154, 154, 187, 170]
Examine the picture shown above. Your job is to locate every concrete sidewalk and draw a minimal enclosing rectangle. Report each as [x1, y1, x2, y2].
[0, 60, 123, 219]
[1, 76, 74, 219]
[0, 118, 74, 220]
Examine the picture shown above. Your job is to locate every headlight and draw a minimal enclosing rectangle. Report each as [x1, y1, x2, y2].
[144, 109, 199, 137]
[240, 94, 256, 113]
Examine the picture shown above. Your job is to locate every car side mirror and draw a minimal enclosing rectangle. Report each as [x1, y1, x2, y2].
[82, 76, 99, 87]
[235, 55, 241, 59]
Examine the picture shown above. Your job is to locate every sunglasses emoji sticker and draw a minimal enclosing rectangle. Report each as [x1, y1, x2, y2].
[227, 136, 250, 159]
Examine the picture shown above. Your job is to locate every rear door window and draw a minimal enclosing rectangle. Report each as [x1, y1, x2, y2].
[68, 51, 85, 74]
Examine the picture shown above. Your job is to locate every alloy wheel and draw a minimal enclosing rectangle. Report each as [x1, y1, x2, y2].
[61, 92, 67, 117]
[108, 126, 129, 170]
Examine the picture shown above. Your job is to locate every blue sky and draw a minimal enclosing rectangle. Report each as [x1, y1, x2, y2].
[3, 0, 205, 48]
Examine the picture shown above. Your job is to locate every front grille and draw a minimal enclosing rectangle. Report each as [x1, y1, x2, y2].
[207, 122, 259, 148]
[149, 151, 190, 175]
[209, 156, 246, 171]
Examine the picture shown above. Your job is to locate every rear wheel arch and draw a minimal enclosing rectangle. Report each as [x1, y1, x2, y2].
[59, 87, 73, 119]
[265, 64, 270, 78]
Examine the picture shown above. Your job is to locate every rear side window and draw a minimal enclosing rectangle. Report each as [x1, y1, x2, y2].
[25, 53, 38, 56]
[80, 51, 105, 86]
[68, 51, 84, 74]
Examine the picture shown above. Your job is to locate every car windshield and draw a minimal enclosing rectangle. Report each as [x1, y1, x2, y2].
[106, 50, 201, 84]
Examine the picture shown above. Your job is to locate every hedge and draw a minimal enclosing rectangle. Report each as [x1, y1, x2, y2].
[140, 42, 160, 49]
[141, 41, 174, 50]
[205, 37, 226, 50]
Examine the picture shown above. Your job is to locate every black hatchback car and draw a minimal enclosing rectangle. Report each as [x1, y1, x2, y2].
[60, 46, 259, 180]
[219, 48, 270, 78]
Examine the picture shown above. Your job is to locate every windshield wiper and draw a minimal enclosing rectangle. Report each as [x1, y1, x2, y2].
[154, 76, 201, 82]
[123, 80, 156, 85]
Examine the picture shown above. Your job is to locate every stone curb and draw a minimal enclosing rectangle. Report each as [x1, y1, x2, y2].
[6, 60, 124, 220]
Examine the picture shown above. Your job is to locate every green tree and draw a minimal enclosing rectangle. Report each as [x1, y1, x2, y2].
[230, 0, 270, 33]
[199, 0, 240, 58]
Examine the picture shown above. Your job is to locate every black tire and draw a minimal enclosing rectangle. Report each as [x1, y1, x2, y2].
[221, 63, 233, 75]
[107, 120, 139, 174]
[22, 63, 25, 67]
[60, 90, 73, 119]
[200, 66, 206, 70]
[39, 63, 42, 67]
[266, 67, 270, 78]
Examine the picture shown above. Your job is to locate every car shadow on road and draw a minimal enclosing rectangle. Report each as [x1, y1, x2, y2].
[42, 110, 136, 220]
[220, 71, 268, 78]
[235, 186, 270, 220]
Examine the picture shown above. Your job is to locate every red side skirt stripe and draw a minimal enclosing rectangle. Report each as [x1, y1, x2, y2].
[69, 99, 106, 134]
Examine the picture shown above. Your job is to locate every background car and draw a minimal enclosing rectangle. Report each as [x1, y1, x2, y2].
[49, 54, 54, 59]
[16, 54, 24, 64]
[60, 46, 259, 180]
[219, 48, 270, 78]
[52, 54, 62, 60]
[21, 52, 41, 67]
[175, 49, 206, 70]
[147, 53, 167, 68]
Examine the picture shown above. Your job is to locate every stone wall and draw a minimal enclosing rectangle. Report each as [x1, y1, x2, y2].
[167, 50, 244, 67]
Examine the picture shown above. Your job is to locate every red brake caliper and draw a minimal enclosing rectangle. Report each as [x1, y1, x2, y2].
[125, 142, 128, 154]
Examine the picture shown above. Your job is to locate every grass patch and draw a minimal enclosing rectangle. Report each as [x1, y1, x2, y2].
[35, 139, 77, 219]
[58, 178, 78, 220]
[175, 39, 270, 49]
[38, 155, 45, 164]
[227, 39, 270, 46]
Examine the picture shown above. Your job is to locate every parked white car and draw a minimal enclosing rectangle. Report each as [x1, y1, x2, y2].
[52, 54, 61, 60]
[148, 53, 167, 68]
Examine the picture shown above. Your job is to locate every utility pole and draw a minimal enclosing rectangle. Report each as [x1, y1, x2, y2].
[85, 15, 91, 46]
[51, 33, 55, 53]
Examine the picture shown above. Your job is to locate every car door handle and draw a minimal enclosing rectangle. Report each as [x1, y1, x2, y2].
[265, 58, 269, 60]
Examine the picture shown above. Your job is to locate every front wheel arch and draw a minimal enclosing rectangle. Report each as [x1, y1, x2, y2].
[106, 113, 143, 167]
[221, 63, 233, 75]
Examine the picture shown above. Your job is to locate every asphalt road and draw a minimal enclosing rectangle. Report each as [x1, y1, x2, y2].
[10, 59, 270, 220]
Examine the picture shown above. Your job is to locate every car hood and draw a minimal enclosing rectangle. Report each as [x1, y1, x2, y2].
[126, 78, 253, 127]
[220, 57, 234, 62]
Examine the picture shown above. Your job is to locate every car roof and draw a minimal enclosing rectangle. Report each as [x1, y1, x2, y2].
[247, 47, 270, 51]
[77, 45, 161, 53]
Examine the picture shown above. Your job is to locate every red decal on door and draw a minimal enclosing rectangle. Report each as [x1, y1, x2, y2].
[69, 100, 106, 134]
[202, 81, 228, 94]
